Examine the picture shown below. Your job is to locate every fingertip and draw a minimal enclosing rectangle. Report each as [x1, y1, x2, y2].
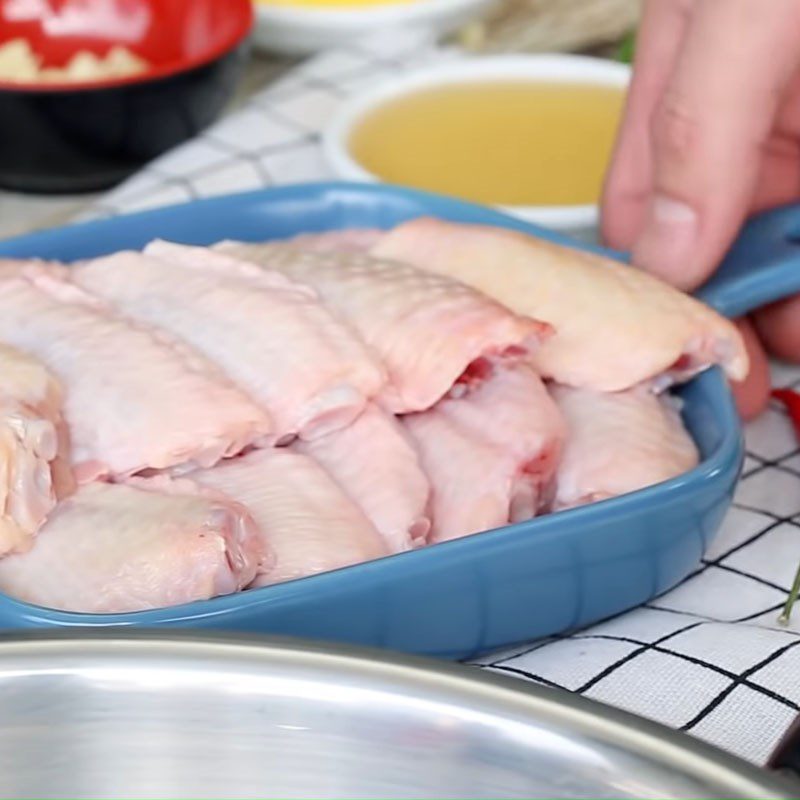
[599, 184, 647, 251]
[730, 317, 772, 421]
[732, 376, 771, 422]
[629, 193, 708, 290]
[754, 295, 800, 362]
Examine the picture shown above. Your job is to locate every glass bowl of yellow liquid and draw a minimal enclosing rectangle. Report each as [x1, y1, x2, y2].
[323, 55, 631, 233]
[251, 0, 493, 56]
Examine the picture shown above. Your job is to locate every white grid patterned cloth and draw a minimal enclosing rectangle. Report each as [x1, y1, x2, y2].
[81, 32, 800, 767]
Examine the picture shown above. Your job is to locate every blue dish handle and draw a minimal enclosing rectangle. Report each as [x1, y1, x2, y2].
[696, 204, 800, 318]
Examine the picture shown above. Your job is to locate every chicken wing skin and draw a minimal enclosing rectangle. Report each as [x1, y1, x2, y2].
[0, 479, 268, 613]
[294, 402, 431, 552]
[440, 359, 566, 514]
[551, 384, 699, 509]
[0, 345, 73, 556]
[190, 447, 388, 586]
[372, 218, 747, 391]
[75, 243, 385, 441]
[0, 274, 270, 480]
[402, 410, 524, 542]
[215, 241, 550, 414]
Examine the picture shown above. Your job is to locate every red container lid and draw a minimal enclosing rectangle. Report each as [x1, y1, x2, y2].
[0, 0, 254, 91]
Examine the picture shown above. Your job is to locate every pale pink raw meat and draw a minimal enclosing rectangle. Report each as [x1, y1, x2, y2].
[0, 258, 67, 281]
[294, 402, 431, 552]
[74, 244, 385, 441]
[372, 218, 748, 391]
[441, 359, 566, 514]
[551, 384, 699, 510]
[0, 479, 268, 612]
[0, 345, 74, 556]
[215, 241, 550, 413]
[0, 274, 271, 480]
[403, 410, 530, 543]
[279, 229, 384, 253]
[190, 447, 387, 586]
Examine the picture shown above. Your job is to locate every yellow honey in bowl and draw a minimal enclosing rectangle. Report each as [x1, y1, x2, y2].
[348, 81, 626, 207]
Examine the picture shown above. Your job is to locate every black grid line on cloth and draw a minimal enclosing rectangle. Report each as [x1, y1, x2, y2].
[636, 598, 793, 633]
[707, 562, 792, 593]
[486, 664, 569, 691]
[702, 517, 795, 567]
[484, 621, 704, 690]
[571, 632, 800, 714]
[201, 131, 319, 164]
[105, 184, 190, 211]
[484, 636, 563, 668]
[146, 172, 200, 202]
[740, 460, 800, 482]
[642, 603, 706, 617]
[483, 563, 792, 675]
[648, 596, 790, 625]
[729, 502, 800, 525]
[478, 604, 716, 667]
[278, 51, 394, 89]
[247, 94, 327, 136]
[295, 74, 352, 97]
[730, 602, 788, 623]
[742, 444, 800, 475]
[735, 442, 800, 485]
[202, 110, 313, 153]
[646, 568, 791, 624]
[198, 148, 276, 187]
[345, 43, 430, 72]
[742, 460, 766, 478]
[485, 624, 800, 725]
[572, 622, 703, 694]
[106, 135, 321, 210]
[681, 639, 800, 730]
[771, 462, 800, 480]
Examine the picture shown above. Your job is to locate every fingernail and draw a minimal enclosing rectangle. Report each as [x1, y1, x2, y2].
[632, 195, 699, 286]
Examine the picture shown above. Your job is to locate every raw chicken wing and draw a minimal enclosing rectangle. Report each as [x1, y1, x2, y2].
[215, 241, 550, 413]
[278, 229, 383, 253]
[372, 218, 747, 391]
[0, 257, 66, 281]
[0, 274, 270, 480]
[551, 384, 699, 509]
[294, 402, 431, 552]
[190, 447, 388, 585]
[75, 244, 385, 441]
[0, 345, 74, 556]
[0, 479, 268, 612]
[441, 359, 566, 514]
[403, 410, 531, 542]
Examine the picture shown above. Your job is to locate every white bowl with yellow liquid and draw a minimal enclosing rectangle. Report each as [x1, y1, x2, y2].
[251, 0, 494, 56]
[323, 55, 631, 233]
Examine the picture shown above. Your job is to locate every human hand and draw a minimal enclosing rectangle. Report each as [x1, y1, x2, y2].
[601, 0, 800, 419]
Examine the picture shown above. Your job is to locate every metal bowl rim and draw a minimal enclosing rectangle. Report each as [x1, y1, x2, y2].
[0, 629, 795, 798]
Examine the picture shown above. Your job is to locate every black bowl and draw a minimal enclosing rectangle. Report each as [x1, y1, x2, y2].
[0, 0, 254, 194]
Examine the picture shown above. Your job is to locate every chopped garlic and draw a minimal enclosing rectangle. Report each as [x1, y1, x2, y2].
[0, 37, 148, 84]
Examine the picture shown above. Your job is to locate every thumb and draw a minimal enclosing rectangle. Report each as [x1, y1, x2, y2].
[631, 0, 800, 291]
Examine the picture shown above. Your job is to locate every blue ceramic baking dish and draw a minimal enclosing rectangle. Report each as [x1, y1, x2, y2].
[0, 182, 798, 660]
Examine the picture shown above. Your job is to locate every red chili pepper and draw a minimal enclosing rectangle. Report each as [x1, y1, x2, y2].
[771, 389, 800, 441]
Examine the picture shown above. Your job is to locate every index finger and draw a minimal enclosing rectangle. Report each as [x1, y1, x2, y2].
[631, 0, 800, 290]
[601, 0, 695, 250]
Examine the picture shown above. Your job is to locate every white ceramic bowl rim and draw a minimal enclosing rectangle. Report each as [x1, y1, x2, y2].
[255, 0, 487, 26]
[322, 54, 632, 230]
